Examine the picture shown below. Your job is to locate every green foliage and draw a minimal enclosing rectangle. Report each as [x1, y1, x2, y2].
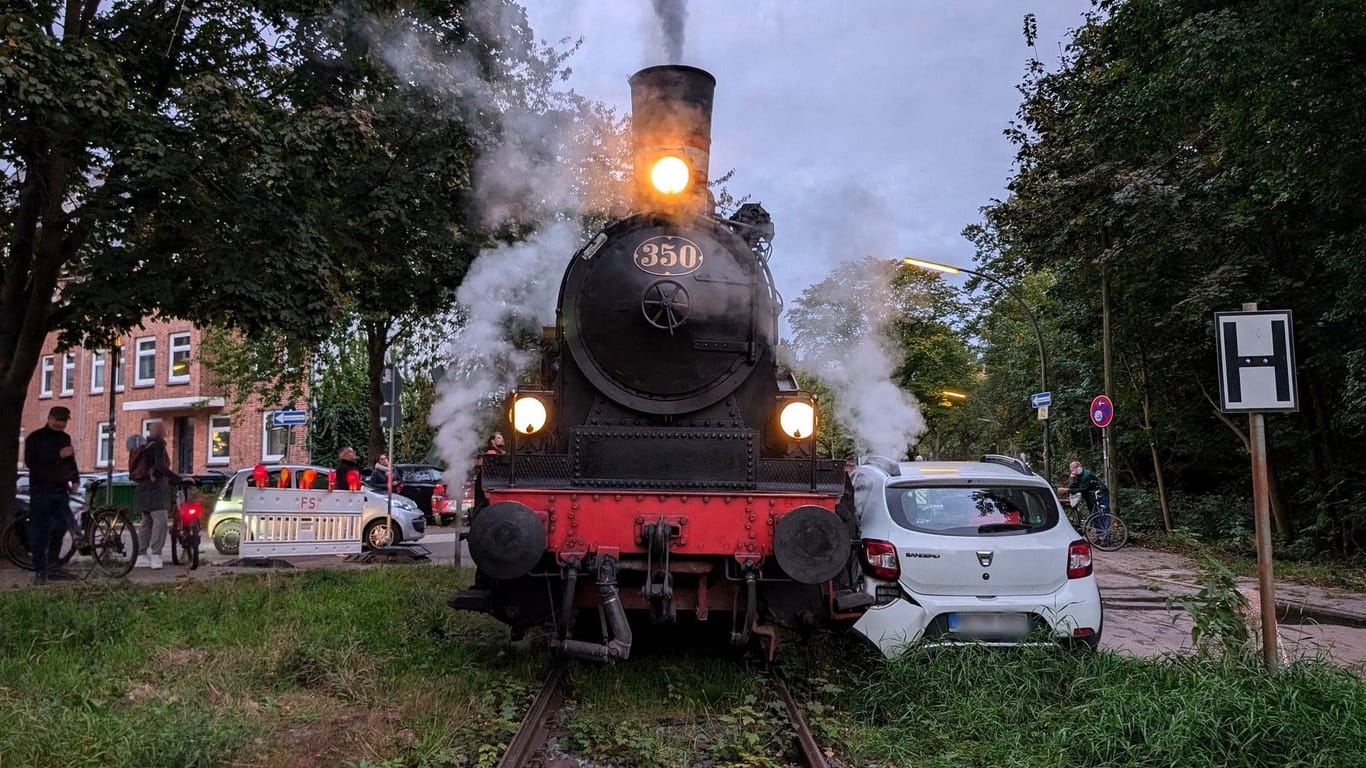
[786, 258, 977, 458]
[969, 0, 1366, 556]
[852, 644, 1366, 768]
[310, 333, 374, 465]
[1168, 557, 1253, 658]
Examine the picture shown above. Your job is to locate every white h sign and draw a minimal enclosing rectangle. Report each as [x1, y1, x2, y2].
[1215, 310, 1298, 413]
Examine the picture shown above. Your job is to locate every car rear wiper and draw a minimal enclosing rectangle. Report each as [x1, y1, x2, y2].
[976, 522, 1039, 533]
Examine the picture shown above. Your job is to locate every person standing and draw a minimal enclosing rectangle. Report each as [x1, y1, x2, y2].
[486, 431, 505, 455]
[135, 421, 185, 569]
[23, 406, 81, 583]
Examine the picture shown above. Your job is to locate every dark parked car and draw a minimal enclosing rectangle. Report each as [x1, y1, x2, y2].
[365, 464, 454, 525]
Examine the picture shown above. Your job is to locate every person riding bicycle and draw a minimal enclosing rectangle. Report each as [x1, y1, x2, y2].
[1057, 460, 1110, 526]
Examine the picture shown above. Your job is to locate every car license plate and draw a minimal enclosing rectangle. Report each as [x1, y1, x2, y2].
[947, 612, 1031, 637]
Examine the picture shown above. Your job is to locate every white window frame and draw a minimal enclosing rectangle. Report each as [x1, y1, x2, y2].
[39, 355, 54, 397]
[262, 415, 285, 462]
[134, 337, 156, 387]
[91, 351, 106, 394]
[61, 352, 76, 396]
[208, 415, 231, 465]
[168, 332, 191, 384]
[96, 422, 113, 468]
[141, 419, 158, 438]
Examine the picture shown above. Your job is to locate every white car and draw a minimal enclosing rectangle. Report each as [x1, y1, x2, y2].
[851, 455, 1102, 656]
[207, 465, 426, 554]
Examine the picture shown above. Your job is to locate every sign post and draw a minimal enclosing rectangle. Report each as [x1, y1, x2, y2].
[1030, 392, 1051, 475]
[380, 364, 402, 545]
[1089, 395, 1114, 494]
[1216, 302, 1298, 669]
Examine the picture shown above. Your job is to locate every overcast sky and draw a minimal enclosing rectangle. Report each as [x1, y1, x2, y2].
[518, 0, 1093, 312]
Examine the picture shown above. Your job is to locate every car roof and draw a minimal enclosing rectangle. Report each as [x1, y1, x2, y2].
[865, 459, 1046, 484]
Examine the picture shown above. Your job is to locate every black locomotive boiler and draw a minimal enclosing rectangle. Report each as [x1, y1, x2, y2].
[452, 66, 861, 661]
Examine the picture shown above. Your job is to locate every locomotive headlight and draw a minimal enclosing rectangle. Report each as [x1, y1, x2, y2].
[779, 401, 816, 440]
[649, 155, 690, 195]
[511, 396, 549, 435]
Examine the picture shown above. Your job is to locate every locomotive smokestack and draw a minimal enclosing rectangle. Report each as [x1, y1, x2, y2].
[629, 65, 716, 214]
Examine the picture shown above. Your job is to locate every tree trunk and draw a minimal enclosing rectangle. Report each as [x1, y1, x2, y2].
[0, 386, 24, 564]
[364, 320, 390, 465]
[1140, 390, 1173, 532]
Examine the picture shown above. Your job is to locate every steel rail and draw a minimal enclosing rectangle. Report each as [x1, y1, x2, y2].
[772, 669, 831, 768]
[496, 663, 566, 768]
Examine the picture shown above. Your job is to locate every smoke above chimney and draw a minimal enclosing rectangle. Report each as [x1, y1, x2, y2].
[651, 0, 688, 63]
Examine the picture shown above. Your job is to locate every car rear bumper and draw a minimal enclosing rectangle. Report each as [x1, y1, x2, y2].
[853, 577, 1102, 658]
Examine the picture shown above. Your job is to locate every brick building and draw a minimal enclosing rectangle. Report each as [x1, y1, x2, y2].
[20, 318, 310, 475]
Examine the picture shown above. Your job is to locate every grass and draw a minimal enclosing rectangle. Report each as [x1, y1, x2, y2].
[840, 644, 1366, 768]
[0, 567, 548, 768]
[2, 568, 1364, 767]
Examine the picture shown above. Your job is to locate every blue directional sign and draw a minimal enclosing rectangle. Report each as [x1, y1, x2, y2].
[271, 409, 307, 427]
[1030, 391, 1052, 409]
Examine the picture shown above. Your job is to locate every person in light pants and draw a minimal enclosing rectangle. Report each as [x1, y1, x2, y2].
[135, 421, 189, 569]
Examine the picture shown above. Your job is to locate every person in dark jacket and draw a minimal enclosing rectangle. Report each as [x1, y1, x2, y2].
[1058, 460, 1108, 517]
[135, 421, 186, 570]
[336, 446, 359, 478]
[23, 406, 81, 583]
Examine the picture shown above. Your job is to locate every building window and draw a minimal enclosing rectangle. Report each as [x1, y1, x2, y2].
[61, 352, 76, 395]
[141, 419, 158, 438]
[39, 356, 54, 397]
[168, 332, 191, 384]
[91, 351, 106, 394]
[135, 337, 156, 386]
[208, 416, 231, 465]
[96, 422, 113, 468]
[113, 349, 125, 392]
[262, 415, 286, 462]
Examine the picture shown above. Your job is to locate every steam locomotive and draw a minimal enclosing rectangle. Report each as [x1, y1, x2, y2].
[450, 66, 862, 661]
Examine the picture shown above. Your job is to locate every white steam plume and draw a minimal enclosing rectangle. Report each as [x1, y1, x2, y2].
[651, 0, 688, 63]
[429, 222, 580, 472]
[786, 191, 928, 459]
[363, 1, 605, 480]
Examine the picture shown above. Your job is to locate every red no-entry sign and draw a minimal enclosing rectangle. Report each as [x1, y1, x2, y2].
[1090, 395, 1114, 428]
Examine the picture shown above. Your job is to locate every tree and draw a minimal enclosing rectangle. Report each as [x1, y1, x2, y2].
[0, 1, 376, 533]
[786, 257, 973, 459]
[970, 2, 1366, 554]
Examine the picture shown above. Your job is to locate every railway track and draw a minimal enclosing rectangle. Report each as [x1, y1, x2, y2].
[495, 663, 832, 768]
[495, 663, 566, 768]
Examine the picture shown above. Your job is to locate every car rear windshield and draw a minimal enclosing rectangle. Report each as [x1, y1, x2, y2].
[884, 484, 1059, 536]
[402, 467, 442, 483]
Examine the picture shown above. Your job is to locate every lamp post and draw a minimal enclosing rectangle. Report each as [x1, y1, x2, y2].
[105, 338, 122, 506]
[903, 257, 1051, 480]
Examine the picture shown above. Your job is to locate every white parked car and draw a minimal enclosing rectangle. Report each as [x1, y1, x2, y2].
[207, 465, 426, 554]
[851, 455, 1102, 655]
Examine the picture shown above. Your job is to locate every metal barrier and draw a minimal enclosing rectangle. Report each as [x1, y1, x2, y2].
[240, 488, 365, 557]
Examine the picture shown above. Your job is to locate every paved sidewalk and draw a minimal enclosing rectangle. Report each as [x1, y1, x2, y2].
[1094, 547, 1366, 671]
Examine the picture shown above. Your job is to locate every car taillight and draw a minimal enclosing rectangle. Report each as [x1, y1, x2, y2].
[859, 539, 900, 581]
[1067, 540, 1093, 579]
[181, 501, 203, 523]
[434, 482, 446, 496]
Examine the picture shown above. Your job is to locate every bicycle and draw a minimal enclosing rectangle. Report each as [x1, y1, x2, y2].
[168, 483, 205, 570]
[2, 501, 140, 577]
[1073, 489, 1128, 552]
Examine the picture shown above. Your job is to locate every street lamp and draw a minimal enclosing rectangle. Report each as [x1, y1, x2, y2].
[903, 257, 1051, 479]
